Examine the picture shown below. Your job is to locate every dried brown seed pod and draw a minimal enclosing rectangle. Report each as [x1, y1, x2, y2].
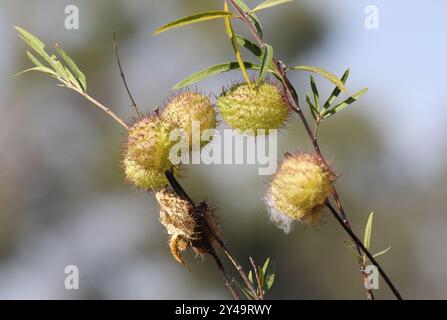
[155, 189, 220, 266]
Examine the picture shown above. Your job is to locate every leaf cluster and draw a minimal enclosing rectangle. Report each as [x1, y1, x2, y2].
[15, 26, 87, 93]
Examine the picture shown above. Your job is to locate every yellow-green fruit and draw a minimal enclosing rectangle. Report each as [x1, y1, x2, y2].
[123, 115, 175, 190]
[161, 92, 216, 148]
[123, 158, 171, 190]
[125, 115, 172, 172]
[267, 153, 335, 228]
[217, 81, 289, 134]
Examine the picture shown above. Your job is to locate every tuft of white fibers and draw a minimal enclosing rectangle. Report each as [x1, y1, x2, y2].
[265, 191, 295, 234]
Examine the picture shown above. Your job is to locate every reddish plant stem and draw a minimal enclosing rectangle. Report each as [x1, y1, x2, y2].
[206, 242, 241, 300]
[250, 257, 264, 300]
[211, 229, 260, 300]
[112, 32, 142, 120]
[69, 85, 130, 130]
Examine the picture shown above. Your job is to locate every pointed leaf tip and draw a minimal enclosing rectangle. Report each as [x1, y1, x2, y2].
[373, 246, 391, 258]
[364, 212, 374, 250]
[258, 44, 273, 83]
[291, 65, 348, 93]
[172, 62, 260, 90]
[252, 0, 295, 13]
[154, 11, 234, 35]
[224, 2, 252, 89]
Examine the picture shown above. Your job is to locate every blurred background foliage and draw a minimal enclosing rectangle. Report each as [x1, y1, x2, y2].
[0, 0, 446, 299]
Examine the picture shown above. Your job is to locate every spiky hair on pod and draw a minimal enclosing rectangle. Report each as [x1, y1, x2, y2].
[265, 152, 336, 233]
[122, 114, 176, 191]
[155, 188, 220, 266]
[217, 80, 290, 135]
[161, 90, 217, 150]
[125, 115, 173, 171]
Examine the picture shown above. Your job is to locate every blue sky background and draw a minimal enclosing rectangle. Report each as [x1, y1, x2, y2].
[309, 0, 447, 181]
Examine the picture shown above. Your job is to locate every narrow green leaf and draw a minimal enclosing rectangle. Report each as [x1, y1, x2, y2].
[64, 66, 83, 91]
[262, 258, 270, 276]
[235, 34, 262, 57]
[334, 88, 368, 111]
[323, 88, 368, 119]
[15, 27, 65, 79]
[173, 62, 260, 89]
[248, 14, 263, 39]
[55, 44, 87, 92]
[241, 287, 255, 300]
[258, 44, 273, 83]
[233, 0, 251, 12]
[306, 93, 318, 120]
[26, 51, 45, 68]
[16, 27, 55, 72]
[15, 26, 45, 50]
[252, 0, 294, 13]
[224, 2, 252, 89]
[232, 0, 263, 38]
[154, 11, 234, 35]
[14, 66, 58, 78]
[258, 267, 265, 288]
[364, 212, 374, 250]
[309, 75, 320, 111]
[373, 246, 391, 258]
[323, 69, 350, 110]
[260, 258, 272, 290]
[248, 270, 253, 284]
[265, 273, 275, 290]
[48, 55, 71, 82]
[290, 65, 348, 93]
[235, 280, 255, 300]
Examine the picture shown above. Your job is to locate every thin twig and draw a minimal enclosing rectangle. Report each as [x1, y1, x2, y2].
[313, 118, 321, 140]
[250, 257, 264, 300]
[229, 0, 400, 300]
[69, 85, 129, 130]
[326, 201, 402, 300]
[361, 255, 376, 300]
[207, 243, 241, 300]
[211, 229, 260, 300]
[112, 32, 142, 120]
[312, 118, 373, 299]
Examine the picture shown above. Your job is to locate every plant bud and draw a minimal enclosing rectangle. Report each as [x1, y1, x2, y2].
[156, 189, 220, 266]
[161, 92, 216, 148]
[217, 81, 289, 134]
[266, 153, 336, 232]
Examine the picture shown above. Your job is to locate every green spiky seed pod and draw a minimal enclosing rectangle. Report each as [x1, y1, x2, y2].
[161, 92, 216, 149]
[123, 115, 176, 190]
[266, 153, 336, 232]
[217, 81, 289, 134]
[123, 158, 172, 190]
[125, 115, 172, 172]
